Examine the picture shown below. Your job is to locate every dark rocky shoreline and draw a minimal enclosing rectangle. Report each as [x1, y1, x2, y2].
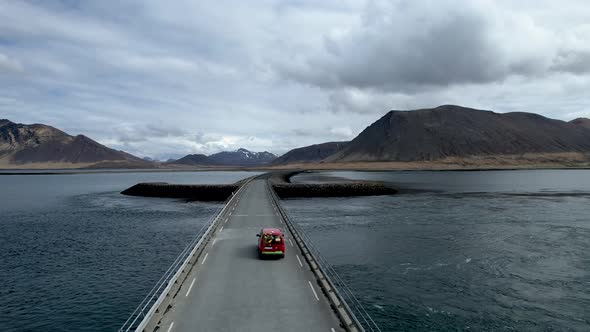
[272, 182, 397, 198]
[121, 182, 239, 201]
[121, 177, 253, 201]
[268, 171, 397, 198]
[121, 171, 397, 200]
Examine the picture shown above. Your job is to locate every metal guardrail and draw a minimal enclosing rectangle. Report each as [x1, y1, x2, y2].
[118, 177, 253, 332]
[267, 182, 382, 332]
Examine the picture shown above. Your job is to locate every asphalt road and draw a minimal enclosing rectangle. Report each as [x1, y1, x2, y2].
[160, 179, 343, 332]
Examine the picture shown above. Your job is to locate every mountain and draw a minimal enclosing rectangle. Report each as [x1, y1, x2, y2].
[172, 154, 218, 166]
[208, 148, 276, 166]
[325, 105, 590, 162]
[272, 142, 348, 165]
[0, 119, 149, 168]
[169, 148, 277, 167]
[570, 118, 590, 129]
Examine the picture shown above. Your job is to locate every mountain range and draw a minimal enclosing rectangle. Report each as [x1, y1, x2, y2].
[171, 148, 277, 166]
[3, 105, 590, 169]
[324, 105, 590, 162]
[172, 154, 217, 166]
[0, 119, 278, 169]
[271, 105, 590, 165]
[271, 142, 348, 165]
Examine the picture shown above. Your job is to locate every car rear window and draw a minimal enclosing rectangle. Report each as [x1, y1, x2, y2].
[263, 234, 282, 244]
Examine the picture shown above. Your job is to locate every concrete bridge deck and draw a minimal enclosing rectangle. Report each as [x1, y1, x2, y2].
[124, 178, 370, 332]
[160, 179, 341, 331]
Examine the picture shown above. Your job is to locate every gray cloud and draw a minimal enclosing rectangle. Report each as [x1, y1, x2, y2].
[292, 125, 354, 140]
[327, 88, 394, 114]
[292, 128, 316, 137]
[552, 50, 590, 74]
[0, 0, 589, 158]
[115, 124, 190, 144]
[0, 53, 23, 72]
[276, 1, 563, 92]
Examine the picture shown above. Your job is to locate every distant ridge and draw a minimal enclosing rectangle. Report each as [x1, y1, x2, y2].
[272, 141, 348, 165]
[209, 148, 276, 166]
[172, 154, 218, 166]
[170, 148, 276, 166]
[570, 118, 590, 129]
[325, 105, 590, 162]
[0, 119, 149, 169]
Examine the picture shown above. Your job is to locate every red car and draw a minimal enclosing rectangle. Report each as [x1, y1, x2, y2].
[256, 228, 285, 259]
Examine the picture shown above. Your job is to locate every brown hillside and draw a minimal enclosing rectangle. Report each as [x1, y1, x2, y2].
[0, 119, 148, 168]
[326, 105, 590, 162]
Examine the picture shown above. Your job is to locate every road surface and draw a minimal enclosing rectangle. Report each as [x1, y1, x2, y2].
[159, 179, 343, 332]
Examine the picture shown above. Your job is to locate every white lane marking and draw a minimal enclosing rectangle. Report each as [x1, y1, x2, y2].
[233, 214, 248, 217]
[331, 329, 336, 332]
[185, 278, 196, 297]
[296, 255, 303, 267]
[166, 322, 174, 332]
[212, 239, 216, 246]
[201, 252, 209, 265]
[225, 218, 228, 224]
[289, 239, 294, 247]
[308, 281, 320, 301]
[220, 226, 224, 232]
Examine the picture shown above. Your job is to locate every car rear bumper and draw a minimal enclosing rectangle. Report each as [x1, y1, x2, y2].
[260, 251, 284, 255]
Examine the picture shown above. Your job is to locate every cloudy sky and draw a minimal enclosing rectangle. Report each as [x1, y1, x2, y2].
[1, 0, 590, 160]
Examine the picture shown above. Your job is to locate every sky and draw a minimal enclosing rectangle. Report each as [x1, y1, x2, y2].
[1, 0, 590, 160]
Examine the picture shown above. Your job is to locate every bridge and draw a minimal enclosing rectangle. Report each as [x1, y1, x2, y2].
[120, 176, 380, 332]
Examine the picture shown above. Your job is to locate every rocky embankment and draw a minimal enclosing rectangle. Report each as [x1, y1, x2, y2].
[121, 177, 253, 201]
[121, 172, 397, 201]
[268, 171, 397, 198]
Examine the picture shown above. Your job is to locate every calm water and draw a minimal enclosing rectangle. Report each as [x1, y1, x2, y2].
[2, 170, 589, 331]
[287, 170, 590, 331]
[0, 171, 257, 332]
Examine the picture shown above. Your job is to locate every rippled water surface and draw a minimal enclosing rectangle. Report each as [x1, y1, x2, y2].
[0, 171, 257, 332]
[286, 170, 590, 331]
[2, 170, 589, 331]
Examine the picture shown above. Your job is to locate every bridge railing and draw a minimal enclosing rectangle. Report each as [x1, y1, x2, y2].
[118, 177, 253, 332]
[267, 182, 382, 332]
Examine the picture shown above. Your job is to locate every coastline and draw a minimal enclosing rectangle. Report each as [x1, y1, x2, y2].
[2, 164, 590, 175]
[2, 152, 590, 174]
[2, 165, 590, 175]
